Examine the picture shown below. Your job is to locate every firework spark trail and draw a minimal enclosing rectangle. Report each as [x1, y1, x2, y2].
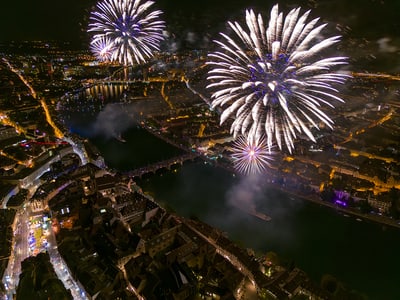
[207, 4, 350, 153]
[88, 0, 165, 66]
[231, 135, 274, 175]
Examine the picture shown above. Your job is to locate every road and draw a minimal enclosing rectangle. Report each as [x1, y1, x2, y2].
[2, 205, 30, 298]
[2, 190, 88, 300]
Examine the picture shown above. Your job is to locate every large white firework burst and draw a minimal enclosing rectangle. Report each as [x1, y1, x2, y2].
[231, 135, 274, 175]
[207, 4, 349, 153]
[88, 0, 165, 66]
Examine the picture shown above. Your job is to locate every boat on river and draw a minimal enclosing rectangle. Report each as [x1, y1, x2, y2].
[115, 133, 126, 143]
[232, 202, 271, 222]
[249, 209, 272, 222]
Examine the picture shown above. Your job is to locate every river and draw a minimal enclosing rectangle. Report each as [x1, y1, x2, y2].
[60, 107, 399, 300]
[56, 0, 400, 296]
[136, 161, 400, 300]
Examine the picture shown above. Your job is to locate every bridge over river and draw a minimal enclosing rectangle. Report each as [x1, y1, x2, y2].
[124, 152, 200, 178]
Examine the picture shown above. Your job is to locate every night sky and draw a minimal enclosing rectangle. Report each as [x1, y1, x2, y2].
[1, 1, 400, 299]
[1, 0, 399, 48]
[1, 0, 95, 45]
[1, 0, 267, 45]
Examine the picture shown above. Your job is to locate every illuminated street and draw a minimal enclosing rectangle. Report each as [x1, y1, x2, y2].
[2, 186, 87, 300]
[1, 1, 400, 299]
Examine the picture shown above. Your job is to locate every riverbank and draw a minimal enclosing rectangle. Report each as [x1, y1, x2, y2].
[275, 185, 400, 230]
[64, 116, 400, 300]
[209, 158, 400, 230]
[135, 159, 400, 300]
[141, 121, 400, 231]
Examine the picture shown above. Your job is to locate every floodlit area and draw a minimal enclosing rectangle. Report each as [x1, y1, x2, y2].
[27, 215, 51, 256]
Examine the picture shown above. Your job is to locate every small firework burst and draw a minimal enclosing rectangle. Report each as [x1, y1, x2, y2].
[231, 135, 274, 175]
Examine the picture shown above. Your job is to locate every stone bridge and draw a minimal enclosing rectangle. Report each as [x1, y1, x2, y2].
[125, 152, 199, 178]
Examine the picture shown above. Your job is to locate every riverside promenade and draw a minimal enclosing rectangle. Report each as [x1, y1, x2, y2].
[271, 184, 400, 230]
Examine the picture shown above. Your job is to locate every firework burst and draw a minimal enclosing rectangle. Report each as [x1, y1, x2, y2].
[88, 0, 165, 66]
[90, 35, 114, 62]
[231, 135, 274, 175]
[207, 4, 349, 153]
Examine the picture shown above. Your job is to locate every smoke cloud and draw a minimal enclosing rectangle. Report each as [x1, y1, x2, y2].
[90, 103, 135, 139]
[89, 96, 170, 140]
[377, 37, 397, 53]
[212, 173, 304, 251]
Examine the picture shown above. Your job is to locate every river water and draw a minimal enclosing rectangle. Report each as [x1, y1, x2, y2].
[61, 108, 399, 300]
[137, 161, 400, 300]
[57, 1, 400, 297]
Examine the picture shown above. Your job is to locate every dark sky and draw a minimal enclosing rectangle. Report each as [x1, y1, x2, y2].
[1, 0, 282, 48]
[1, 0, 96, 46]
[0, 0, 271, 43]
[1, 0, 399, 49]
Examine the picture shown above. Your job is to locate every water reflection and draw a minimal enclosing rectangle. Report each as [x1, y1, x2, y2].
[83, 83, 127, 101]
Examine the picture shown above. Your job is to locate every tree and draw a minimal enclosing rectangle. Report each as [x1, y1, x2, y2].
[320, 186, 335, 202]
[264, 251, 279, 266]
[321, 274, 338, 294]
